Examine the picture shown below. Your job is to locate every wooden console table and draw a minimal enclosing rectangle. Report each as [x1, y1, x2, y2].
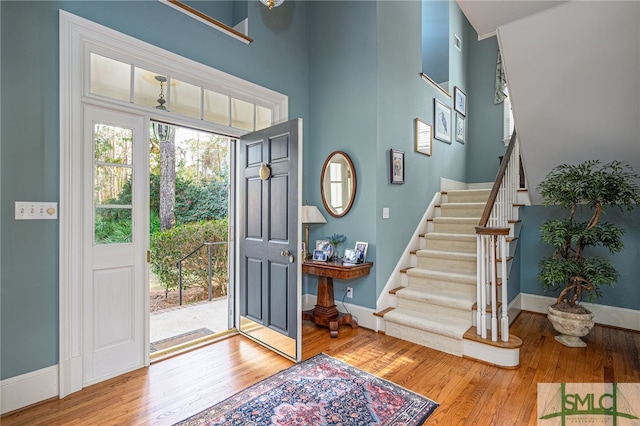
[302, 260, 373, 338]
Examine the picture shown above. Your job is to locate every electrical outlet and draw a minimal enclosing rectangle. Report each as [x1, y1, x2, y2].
[346, 287, 353, 298]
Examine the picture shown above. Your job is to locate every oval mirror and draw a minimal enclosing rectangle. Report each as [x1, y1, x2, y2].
[321, 151, 357, 218]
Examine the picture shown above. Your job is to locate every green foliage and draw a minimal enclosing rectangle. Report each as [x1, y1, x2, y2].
[174, 168, 229, 224]
[538, 257, 618, 303]
[537, 160, 640, 306]
[95, 211, 132, 243]
[150, 219, 229, 296]
[539, 160, 640, 212]
[326, 233, 347, 247]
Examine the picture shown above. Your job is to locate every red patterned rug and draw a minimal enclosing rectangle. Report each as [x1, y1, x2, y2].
[174, 353, 438, 425]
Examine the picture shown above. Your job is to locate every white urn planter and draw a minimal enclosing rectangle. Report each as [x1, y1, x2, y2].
[547, 304, 595, 347]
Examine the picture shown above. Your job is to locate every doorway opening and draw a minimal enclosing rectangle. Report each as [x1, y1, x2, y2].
[148, 121, 234, 356]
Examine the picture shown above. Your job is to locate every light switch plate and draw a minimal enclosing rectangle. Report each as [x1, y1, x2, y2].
[15, 202, 58, 220]
[382, 207, 390, 219]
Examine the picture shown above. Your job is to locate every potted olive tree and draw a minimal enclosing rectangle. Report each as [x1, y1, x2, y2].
[537, 160, 640, 347]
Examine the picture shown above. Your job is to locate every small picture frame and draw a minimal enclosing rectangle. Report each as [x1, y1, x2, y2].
[343, 248, 357, 265]
[312, 249, 327, 262]
[456, 114, 465, 144]
[454, 86, 467, 117]
[354, 241, 368, 263]
[415, 118, 432, 156]
[390, 149, 405, 184]
[315, 239, 333, 259]
[434, 99, 452, 144]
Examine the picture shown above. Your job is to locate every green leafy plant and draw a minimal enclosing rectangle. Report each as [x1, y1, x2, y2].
[150, 218, 229, 297]
[537, 160, 640, 309]
[326, 233, 346, 248]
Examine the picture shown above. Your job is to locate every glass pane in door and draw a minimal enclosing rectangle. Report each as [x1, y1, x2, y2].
[93, 123, 134, 245]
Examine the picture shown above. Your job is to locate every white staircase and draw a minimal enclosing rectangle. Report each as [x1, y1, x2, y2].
[383, 189, 489, 357]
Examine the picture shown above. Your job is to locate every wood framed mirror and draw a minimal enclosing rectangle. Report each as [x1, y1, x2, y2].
[321, 151, 357, 218]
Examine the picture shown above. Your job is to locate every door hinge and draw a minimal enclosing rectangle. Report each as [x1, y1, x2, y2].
[146, 250, 150, 263]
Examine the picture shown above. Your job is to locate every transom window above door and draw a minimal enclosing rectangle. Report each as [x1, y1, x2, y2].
[89, 53, 275, 133]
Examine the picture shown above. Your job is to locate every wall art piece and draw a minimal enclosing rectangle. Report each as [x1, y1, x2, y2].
[456, 114, 465, 144]
[434, 99, 452, 143]
[415, 118, 432, 156]
[454, 86, 467, 116]
[390, 149, 405, 184]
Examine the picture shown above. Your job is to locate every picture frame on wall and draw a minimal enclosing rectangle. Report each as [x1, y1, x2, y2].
[454, 86, 467, 116]
[456, 114, 465, 144]
[415, 118, 432, 156]
[434, 99, 452, 144]
[389, 149, 405, 184]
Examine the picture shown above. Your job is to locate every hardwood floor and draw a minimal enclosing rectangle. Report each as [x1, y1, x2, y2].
[2, 311, 639, 425]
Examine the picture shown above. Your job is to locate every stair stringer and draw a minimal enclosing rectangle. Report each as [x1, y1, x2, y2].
[374, 190, 442, 331]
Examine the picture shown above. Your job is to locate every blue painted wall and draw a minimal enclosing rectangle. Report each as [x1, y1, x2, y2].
[422, 0, 449, 85]
[1, 0, 572, 385]
[304, 1, 379, 305]
[1, 0, 311, 380]
[519, 205, 640, 310]
[466, 36, 506, 183]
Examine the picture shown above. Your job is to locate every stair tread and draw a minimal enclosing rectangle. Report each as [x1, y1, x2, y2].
[463, 327, 523, 349]
[384, 308, 470, 338]
[433, 217, 480, 223]
[441, 202, 486, 207]
[374, 307, 395, 317]
[389, 286, 405, 294]
[424, 233, 476, 241]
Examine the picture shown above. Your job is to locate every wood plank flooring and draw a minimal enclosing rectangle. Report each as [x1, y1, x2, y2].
[2, 311, 639, 425]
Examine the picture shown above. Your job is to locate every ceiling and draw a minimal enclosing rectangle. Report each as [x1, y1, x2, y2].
[456, 1, 567, 40]
[456, 0, 640, 204]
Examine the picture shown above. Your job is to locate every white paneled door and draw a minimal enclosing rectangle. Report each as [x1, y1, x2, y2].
[83, 105, 147, 386]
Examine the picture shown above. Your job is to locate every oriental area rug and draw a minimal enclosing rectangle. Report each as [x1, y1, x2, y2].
[174, 353, 438, 426]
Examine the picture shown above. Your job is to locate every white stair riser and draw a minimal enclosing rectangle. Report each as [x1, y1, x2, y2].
[385, 322, 464, 356]
[416, 255, 476, 274]
[396, 298, 472, 322]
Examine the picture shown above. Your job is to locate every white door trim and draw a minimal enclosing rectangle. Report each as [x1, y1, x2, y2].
[59, 11, 288, 398]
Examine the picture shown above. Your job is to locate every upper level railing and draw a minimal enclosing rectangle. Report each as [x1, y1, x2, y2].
[475, 131, 519, 342]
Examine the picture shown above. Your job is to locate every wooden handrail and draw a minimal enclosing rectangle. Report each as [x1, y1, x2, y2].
[478, 130, 517, 227]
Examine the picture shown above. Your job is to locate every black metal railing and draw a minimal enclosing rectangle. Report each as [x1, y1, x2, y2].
[175, 241, 228, 305]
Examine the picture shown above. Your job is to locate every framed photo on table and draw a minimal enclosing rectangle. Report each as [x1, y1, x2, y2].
[315, 240, 333, 259]
[354, 241, 368, 263]
[434, 99, 452, 143]
[312, 249, 327, 262]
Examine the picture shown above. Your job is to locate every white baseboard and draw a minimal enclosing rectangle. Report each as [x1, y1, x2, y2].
[303, 294, 377, 331]
[1, 365, 59, 415]
[440, 178, 467, 191]
[519, 293, 640, 331]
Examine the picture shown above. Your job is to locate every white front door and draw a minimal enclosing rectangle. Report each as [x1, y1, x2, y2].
[82, 105, 147, 386]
